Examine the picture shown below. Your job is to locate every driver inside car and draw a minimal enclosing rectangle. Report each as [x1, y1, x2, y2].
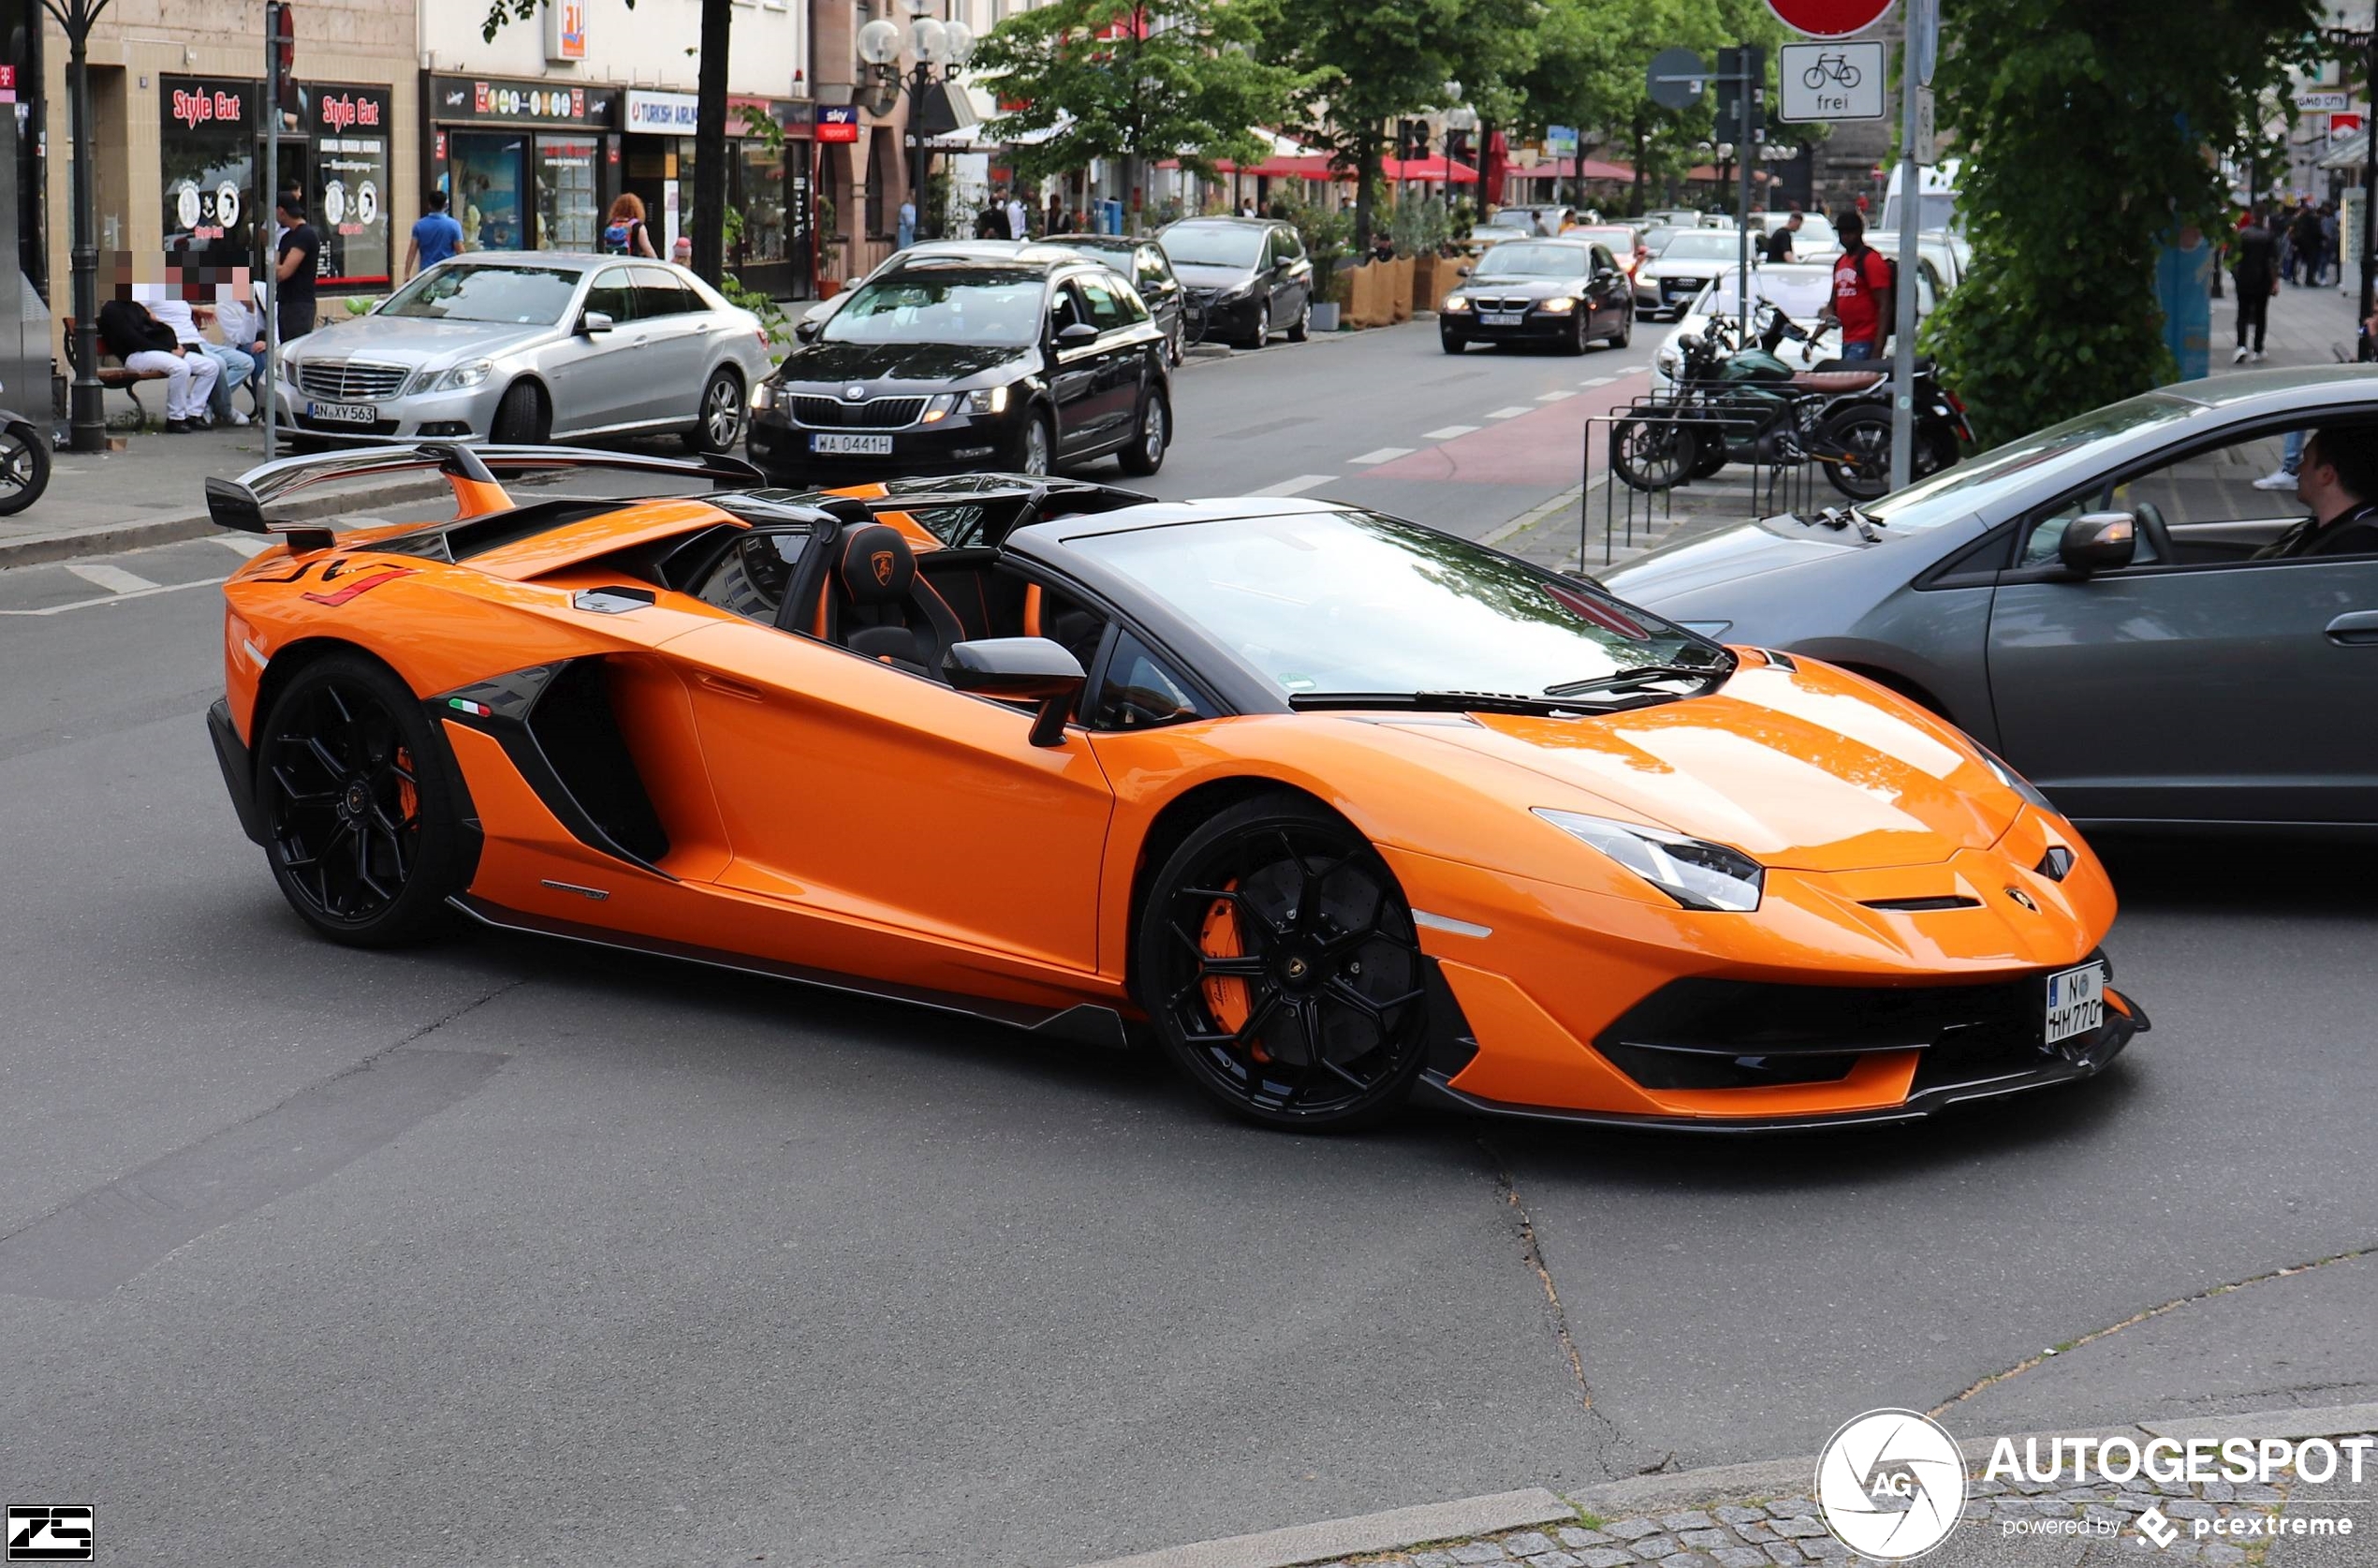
[2256, 425, 2378, 558]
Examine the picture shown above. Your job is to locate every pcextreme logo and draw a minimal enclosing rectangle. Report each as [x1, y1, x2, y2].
[1814, 1409, 1969, 1561]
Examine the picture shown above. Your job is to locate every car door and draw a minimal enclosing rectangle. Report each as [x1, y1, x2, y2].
[1046, 280, 1107, 458]
[1069, 271, 1141, 444]
[1135, 245, 1182, 344]
[1986, 425, 2378, 824]
[628, 266, 709, 428]
[1268, 226, 1311, 321]
[548, 267, 643, 434]
[1588, 245, 1622, 331]
[668, 616, 1116, 973]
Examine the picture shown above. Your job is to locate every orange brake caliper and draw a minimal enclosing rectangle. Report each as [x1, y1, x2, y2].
[1198, 886, 1264, 1059]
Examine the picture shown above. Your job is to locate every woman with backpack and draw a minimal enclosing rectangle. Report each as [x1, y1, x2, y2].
[601, 194, 659, 258]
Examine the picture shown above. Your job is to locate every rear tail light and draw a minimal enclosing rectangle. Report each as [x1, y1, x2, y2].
[1945, 389, 1967, 413]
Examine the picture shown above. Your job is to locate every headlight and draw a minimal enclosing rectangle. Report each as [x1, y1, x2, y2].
[1443, 294, 1472, 313]
[1538, 297, 1578, 314]
[1533, 808, 1765, 912]
[1979, 749, 2059, 814]
[1655, 346, 1681, 376]
[430, 360, 493, 392]
[963, 385, 1009, 416]
[750, 380, 776, 412]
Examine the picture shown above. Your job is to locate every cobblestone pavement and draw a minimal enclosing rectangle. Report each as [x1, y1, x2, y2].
[1294, 1436, 2378, 1568]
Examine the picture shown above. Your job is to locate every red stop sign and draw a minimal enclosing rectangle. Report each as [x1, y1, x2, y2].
[1766, 0, 1895, 38]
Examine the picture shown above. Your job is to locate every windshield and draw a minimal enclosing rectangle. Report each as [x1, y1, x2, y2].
[822, 268, 1045, 346]
[1473, 242, 1592, 280]
[379, 263, 582, 325]
[1865, 393, 2202, 531]
[1661, 231, 1744, 261]
[1161, 226, 1265, 269]
[1483, 210, 1539, 229]
[1055, 241, 1133, 269]
[1068, 509, 1712, 699]
[1696, 267, 1834, 320]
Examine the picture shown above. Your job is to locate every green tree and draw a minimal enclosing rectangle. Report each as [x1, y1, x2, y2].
[975, 0, 1307, 228]
[1927, 0, 2321, 445]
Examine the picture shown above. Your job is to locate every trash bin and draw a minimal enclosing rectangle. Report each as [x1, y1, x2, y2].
[1097, 198, 1123, 235]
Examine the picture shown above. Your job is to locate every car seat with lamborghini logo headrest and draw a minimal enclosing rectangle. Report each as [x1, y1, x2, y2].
[822, 521, 967, 679]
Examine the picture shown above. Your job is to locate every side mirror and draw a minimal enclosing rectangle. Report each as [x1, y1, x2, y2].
[1456, 264, 1472, 278]
[578, 310, 614, 335]
[793, 317, 824, 344]
[944, 637, 1087, 746]
[2060, 511, 2138, 575]
[1055, 321, 1101, 346]
[1594, 268, 1619, 284]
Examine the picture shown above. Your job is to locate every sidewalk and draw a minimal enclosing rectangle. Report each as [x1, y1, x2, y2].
[1085, 1401, 2378, 1568]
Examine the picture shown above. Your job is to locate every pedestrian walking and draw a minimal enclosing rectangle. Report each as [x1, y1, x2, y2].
[2231, 208, 2278, 362]
[1046, 193, 1064, 236]
[2290, 203, 2325, 288]
[976, 195, 1011, 240]
[1820, 210, 1893, 361]
[600, 194, 659, 257]
[2321, 202, 2341, 287]
[1006, 191, 1031, 242]
[404, 190, 464, 280]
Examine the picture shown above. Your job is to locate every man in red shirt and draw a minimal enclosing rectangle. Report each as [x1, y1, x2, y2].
[1821, 211, 1895, 361]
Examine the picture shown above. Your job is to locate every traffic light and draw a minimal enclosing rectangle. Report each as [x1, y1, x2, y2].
[1397, 118, 1431, 161]
[1445, 128, 1471, 163]
[271, 1, 297, 114]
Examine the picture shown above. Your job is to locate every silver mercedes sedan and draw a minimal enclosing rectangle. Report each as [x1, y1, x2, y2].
[273, 253, 773, 450]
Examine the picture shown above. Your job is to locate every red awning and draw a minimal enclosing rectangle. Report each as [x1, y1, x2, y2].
[1382, 155, 1476, 183]
[1156, 153, 1340, 180]
[1505, 156, 1636, 183]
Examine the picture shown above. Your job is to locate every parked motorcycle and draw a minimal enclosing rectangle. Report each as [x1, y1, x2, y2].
[0, 379, 51, 515]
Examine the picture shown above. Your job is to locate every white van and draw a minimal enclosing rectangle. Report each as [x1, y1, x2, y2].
[1882, 159, 1960, 233]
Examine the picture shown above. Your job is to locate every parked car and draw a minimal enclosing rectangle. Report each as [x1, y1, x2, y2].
[745, 245, 1171, 485]
[1156, 216, 1314, 348]
[1442, 237, 1633, 354]
[273, 254, 771, 449]
[1598, 367, 2378, 831]
[1037, 234, 1189, 365]
[1482, 204, 1589, 238]
[1633, 228, 1761, 319]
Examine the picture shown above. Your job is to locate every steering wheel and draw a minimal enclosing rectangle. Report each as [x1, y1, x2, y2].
[2129, 499, 2175, 565]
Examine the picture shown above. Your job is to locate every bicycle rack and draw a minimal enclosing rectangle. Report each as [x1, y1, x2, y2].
[1577, 380, 1838, 570]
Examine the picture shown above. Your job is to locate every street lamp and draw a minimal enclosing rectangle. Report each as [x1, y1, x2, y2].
[45, 0, 114, 453]
[859, 8, 976, 242]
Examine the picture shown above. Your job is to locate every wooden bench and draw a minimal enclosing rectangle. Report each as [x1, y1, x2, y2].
[62, 317, 170, 427]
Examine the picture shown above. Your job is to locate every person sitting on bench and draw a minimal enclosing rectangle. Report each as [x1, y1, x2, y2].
[95, 296, 219, 432]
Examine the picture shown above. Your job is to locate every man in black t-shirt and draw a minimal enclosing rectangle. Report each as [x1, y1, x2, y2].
[1764, 211, 1802, 263]
[274, 194, 322, 344]
[2257, 426, 2378, 558]
[2229, 209, 2277, 362]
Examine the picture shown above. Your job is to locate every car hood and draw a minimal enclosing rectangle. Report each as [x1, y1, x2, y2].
[776, 340, 1035, 388]
[1169, 261, 1261, 291]
[1389, 666, 2016, 872]
[286, 315, 557, 364]
[1599, 517, 1861, 605]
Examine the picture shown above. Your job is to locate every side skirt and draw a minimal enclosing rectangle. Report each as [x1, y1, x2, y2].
[448, 892, 1133, 1051]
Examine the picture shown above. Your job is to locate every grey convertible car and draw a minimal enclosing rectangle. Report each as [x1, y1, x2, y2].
[1601, 367, 2378, 831]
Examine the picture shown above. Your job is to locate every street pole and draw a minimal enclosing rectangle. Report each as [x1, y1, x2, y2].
[1736, 48, 1753, 333]
[1888, 22, 1922, 491]
[262, 0, 281, 462]
[2361, 24, 2377, 325]
[61, 0, 109, 454]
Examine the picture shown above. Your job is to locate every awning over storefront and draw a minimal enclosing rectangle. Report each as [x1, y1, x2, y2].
[2317, 136, 2368, 171]
[1505, 156, 1636, 183]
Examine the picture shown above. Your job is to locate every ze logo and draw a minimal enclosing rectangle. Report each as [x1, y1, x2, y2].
[5, 1505, 93, 1561]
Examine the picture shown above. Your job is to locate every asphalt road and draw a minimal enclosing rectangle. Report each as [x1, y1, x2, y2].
[1, 320, 2373, 1568]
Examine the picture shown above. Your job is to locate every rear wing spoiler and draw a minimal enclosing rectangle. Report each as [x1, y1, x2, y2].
[203, 443, 767, 537]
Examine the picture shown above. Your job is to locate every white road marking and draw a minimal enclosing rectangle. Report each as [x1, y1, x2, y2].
[1422, 424, 1480, 440]
[213, 535, 271, 557]
[1348, 447, 1415, 465]
[65, 563, 159, 593]
[1534, 388, 1578, 402]
[1486, 405, 1533, 419]
[1252, 474, 1335, 496]
[0, 575, 227, 616]
[1578, 375, 1619, 387]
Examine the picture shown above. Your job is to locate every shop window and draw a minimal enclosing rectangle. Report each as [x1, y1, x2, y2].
[161, 76, 258, 282]
[735, 139, 787, 264]
[536, 135, 600, 249]
[309, 84, 391, 285]
[453, 132, 526, 251]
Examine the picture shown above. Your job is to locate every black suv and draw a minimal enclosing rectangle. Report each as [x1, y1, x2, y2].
[1157, 217, 1314, 348]
[746, 242, 1173, 486]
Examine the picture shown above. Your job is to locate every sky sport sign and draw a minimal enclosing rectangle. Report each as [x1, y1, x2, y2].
[1766, 0, 1895, 39]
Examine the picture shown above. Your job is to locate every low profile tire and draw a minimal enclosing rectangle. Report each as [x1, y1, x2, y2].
[1243, 302, 1270, 350]
[1608, 306, 1633, 349]
[1285, 298, 1312, 343]
[1441, 331, 1465, 354]
[1563, 315, 1589, 356]
[1119, 389, 1168, 476]
[490, 380, 550, 445]
[1010, 410, 1055, 476]
[690, 368, 745, 453]
[255, 652, 473, 947]
[1137, 793, 1431, 1132]
[0, 421, 51, 515]
[1820, 407, 1895, 501]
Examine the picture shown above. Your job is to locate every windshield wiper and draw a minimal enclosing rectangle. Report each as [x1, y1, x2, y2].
[1543, 654, 1736, 697]
[1813, 505, 1880, 542]
[1288, 690, 1624, 716]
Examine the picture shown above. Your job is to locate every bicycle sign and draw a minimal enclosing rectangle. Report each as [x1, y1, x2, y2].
[1779, 40, 1886, 122]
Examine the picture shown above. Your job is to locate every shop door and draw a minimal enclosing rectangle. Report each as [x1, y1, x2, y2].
[536, 135, 601, 251]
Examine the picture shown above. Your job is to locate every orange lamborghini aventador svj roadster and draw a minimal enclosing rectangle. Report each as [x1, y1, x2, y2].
[205, 445, 2147, 1131]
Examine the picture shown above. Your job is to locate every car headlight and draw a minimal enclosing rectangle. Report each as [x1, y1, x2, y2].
[964, 384, 1010, 416]
[1655, 346, 1681, 376]
[1978, 749, 2059, 815]
[750, 380, 776, 412]
[1533, 808, 1765, 912]
[1538, 297, 1578, 314]
[1443, 294, 1472, 313]
[429, 360, 493, 392]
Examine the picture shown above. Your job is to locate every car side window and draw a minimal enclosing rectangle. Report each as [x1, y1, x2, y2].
[1077, 274, 1129, 332]
[1137, 250, 1169, 291]
[1093, 630, 1217, 730]
[2017, 428, 2314, 568]
[1050, 282, 1088, 336]
[585, 269, 637, 323]
[1593, 246, 1615, 274]
[631, 266, 696, 317]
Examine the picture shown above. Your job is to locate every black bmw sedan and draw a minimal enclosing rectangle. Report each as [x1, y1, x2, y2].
[1440, 237, 1634, 355]
[746, 245, 1172, 485]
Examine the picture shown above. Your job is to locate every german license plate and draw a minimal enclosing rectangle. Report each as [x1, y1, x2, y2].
[306, 400, 377, 424]
[1480, 312, 1524, 327]
[2044, 961, 2106, 1046]
[811, 432, 893, 456]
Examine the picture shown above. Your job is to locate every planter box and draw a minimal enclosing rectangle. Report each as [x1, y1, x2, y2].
[1310, 300, 1342, 332]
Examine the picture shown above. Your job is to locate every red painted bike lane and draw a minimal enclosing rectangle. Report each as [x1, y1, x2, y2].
[1362, 367, 1653, 488]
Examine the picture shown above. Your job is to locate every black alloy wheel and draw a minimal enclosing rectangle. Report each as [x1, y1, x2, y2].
[0, 422, 51, 515]
[1138, 794, 1431, 1130]
[256, 653, 471, 946]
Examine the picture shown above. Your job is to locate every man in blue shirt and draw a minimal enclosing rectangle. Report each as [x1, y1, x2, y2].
[404, 190, 465, 279]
